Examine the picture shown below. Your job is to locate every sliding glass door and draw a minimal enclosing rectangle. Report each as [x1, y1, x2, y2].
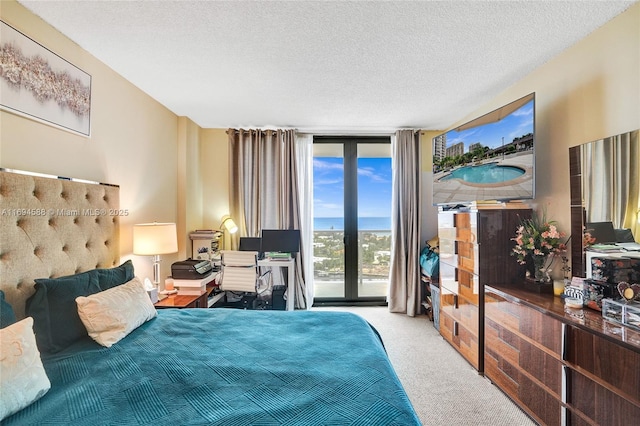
[312, 136, 391, 304]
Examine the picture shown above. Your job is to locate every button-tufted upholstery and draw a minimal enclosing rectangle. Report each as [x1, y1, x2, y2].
[0, 170, 120, 319]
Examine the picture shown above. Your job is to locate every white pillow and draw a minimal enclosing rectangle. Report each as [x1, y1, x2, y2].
[0, 317, 51, 420]
[76, 277, 157, 347]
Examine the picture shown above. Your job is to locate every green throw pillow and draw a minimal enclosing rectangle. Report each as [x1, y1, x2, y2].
[25, 260, 136, 353]
[96, 260, 135, 291]
[0, 290, 17, 328]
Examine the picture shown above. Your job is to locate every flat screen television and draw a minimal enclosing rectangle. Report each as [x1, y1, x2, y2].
[432, 93, 535, 206]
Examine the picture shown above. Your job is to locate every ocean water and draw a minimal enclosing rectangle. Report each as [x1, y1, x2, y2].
[314, 217, 391, 231]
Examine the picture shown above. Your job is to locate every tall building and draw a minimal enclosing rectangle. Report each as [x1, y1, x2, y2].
[469, 142, 483, 152]
[433, 133, 446, 162]
[446, 142, 464, 158]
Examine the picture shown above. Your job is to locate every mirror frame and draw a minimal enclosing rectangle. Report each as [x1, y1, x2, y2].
[569, 129, 640, 277]
[569, 145, 586, 277]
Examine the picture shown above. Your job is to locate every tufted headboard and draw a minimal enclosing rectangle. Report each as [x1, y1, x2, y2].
[0, 169, 120, 319]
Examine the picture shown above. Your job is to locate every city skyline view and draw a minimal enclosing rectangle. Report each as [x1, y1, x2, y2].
[444, 99, 534, 151]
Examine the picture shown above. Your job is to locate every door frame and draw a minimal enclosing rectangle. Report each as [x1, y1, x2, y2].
[313, 135, 390, 306]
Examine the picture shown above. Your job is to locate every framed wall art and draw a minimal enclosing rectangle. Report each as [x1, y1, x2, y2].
[0, 20, 91, 136]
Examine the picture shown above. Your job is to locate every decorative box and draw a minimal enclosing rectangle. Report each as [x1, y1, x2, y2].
[591, 256, 640, 284]
[564, 277, 585, 303]
[602, 298, 640, 331]
[582, 279, 618, 311]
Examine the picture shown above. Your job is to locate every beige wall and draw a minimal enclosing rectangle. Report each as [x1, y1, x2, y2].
[423, 3, 640, 257]
[177, 117, 203, 259]
[0, 1, 182, 282]
[3, 0, 639, 281]
[200, 129, 231, 246]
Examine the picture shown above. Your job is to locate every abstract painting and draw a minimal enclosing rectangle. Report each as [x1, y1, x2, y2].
[0, 21, 91, 136]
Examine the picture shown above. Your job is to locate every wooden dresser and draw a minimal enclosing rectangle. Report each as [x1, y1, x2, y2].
[437, 208, 530, 372]
[485, 285, 640, 425]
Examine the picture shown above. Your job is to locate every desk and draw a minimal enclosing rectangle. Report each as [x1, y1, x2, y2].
[258, 257, 295, 311]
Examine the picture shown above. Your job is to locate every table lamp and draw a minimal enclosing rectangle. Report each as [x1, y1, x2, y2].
[133, 222, 178, 289]
[220, 215, 238, 234]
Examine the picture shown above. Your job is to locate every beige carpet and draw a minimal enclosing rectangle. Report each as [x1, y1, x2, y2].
[314, 306, 536, 425]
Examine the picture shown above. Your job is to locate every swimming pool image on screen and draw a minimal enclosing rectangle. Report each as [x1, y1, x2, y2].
[432, 93, 535, 205]
[440, 162, 525, 184]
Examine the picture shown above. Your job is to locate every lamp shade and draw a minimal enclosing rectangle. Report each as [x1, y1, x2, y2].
[133, 223, 178, 255]
[220, 215, 238, 234]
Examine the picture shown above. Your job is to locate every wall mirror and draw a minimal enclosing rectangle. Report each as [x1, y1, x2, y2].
[569, 129, 640, 277]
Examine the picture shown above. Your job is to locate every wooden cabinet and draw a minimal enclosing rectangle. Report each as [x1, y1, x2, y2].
[564, 326, 640, 424]
[485, 289, 563, 424]
[485, 285, 640, 425]
[438, 208, 530, 372]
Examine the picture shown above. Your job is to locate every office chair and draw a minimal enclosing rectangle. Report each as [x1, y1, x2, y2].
[219, 250, 272, 309]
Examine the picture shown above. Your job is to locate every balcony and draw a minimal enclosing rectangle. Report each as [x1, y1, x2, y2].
[313, 229, 390, 298]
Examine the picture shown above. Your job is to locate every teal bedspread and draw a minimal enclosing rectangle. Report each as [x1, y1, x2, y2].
[5, 309, 421, 425]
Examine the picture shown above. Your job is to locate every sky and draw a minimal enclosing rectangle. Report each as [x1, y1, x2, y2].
[313, 157, 392, 218]
[443, 99, 534, 150]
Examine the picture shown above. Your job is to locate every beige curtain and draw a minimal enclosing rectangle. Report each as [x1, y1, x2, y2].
[228, 129, 309, 309]
[388, 130, 422, 316]
[582, 130, 640, 238]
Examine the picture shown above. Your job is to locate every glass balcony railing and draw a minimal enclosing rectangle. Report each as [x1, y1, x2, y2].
[313, 229, 391, 298]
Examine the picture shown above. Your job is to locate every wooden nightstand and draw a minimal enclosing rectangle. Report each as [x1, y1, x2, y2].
[155, 283, 220, 309]
[154, 290, 208, 309]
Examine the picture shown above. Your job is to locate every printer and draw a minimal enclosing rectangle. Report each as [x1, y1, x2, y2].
[171, 259, 213, 279]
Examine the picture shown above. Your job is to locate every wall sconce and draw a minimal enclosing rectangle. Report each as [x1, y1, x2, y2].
[133, 222, 178, 289]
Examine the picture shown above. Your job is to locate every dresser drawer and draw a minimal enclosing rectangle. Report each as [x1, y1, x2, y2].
[438, 238, 458, 264]
[458, 241, 479, 274]
[441, 290, 478, 335]
[485, 290, 562, 357]
[439, 310, 479, 370]
[439, 264, 479, 303]
[483, 348, 562, 426]
[565, 326, 640, 407]
[438, 211, 478, 243]
[566, 368, 640, 425]
[439, 262, 458, 294]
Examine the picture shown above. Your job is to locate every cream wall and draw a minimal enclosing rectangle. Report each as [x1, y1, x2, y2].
[177, 117, 203, 259]
[423, 3, 640, 269]
[200, 129, 231, 247]
[3, 0, 638, 282]
[0, 1, 183, 282]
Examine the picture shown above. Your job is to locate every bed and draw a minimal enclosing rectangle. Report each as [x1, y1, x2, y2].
[0, 169, 421, 425]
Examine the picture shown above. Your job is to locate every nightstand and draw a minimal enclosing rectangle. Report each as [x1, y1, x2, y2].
[154, 290, 208, 309]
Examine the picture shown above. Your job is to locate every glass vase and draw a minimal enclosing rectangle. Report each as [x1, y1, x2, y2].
[532, 255, 550, 283]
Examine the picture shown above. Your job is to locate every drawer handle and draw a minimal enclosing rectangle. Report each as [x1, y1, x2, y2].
[453, 321, 459, 336]
[453, 294, 459, 309]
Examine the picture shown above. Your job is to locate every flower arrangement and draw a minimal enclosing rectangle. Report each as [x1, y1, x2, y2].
[511, 210, 567, 281]
[583, 227, 596, 247]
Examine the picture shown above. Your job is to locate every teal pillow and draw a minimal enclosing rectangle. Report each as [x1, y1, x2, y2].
[27, 270, 101, 353]
[25, 261, 135, 353]
[96, 260, 135, 291]
[0, 290, 17, 328]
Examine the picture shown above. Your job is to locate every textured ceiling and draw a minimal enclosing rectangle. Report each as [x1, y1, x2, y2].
[17, 0, 637, 133]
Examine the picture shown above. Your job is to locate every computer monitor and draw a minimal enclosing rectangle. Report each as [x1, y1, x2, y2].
[585, 222, 617, 244]
[239, 237, 262, 252]
[260, 229, 300, 253]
